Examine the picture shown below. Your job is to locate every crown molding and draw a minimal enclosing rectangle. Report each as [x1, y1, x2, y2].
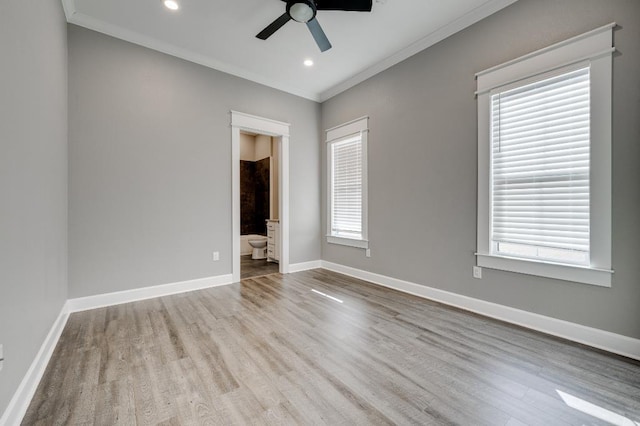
[62, 0, 321, 102]
[62, 0, 519, 104]
[61, 0, 75, 19]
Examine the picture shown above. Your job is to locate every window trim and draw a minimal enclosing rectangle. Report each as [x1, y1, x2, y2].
[476, 23, 615, 287]
[326, 116, 369, 249]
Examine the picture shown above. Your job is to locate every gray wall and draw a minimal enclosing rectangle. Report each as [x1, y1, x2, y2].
[321, 0, 640, 339]
[68, 26, 321, 298]
[0, 0, 68, 416]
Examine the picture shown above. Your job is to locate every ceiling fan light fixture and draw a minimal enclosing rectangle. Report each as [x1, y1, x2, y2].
[257, 0, 371, 51]
[163, 0, 179, 10]
[287, 1, 316, 23]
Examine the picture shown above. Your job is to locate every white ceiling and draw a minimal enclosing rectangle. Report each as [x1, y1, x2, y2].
[62, 0, 517, 102]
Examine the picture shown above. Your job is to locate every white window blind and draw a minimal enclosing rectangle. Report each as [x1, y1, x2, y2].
[490, 67, 591, 265]
[330, 135, 363, 239]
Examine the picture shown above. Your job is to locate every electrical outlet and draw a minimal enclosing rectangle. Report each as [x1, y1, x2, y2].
[213, 251, 220, 261]
[473, 266, 482, 279]
[365, 248, 371, 258]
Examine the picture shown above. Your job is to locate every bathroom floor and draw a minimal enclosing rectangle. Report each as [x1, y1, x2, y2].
[241, 254, 279, 279]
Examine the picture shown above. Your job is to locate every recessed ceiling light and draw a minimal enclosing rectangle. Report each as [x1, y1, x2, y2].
[164, 0, 179, 11]
[304, 59, 314, 67]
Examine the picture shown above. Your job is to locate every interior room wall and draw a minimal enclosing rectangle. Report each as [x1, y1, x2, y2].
[240, 161, 257, 235]
[68, 25, 321, 298]
[255, 135, 272, 161]
[240, 159, 270, 235]
[254, 158, 270, 234]
[0, 0, 68, 415]
[240, 133, 256, 161]
[321, 0, 640, 339]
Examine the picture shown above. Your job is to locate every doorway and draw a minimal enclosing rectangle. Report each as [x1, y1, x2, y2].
[231, 111, 290, 283]
[239, 131, 279, 279]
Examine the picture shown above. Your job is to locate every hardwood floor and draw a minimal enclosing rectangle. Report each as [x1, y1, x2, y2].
[23, 269, 640, 425]
[241, 255, 279, 279]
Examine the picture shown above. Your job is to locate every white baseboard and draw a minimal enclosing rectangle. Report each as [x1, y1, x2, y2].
[67, 274, 234, 313]
[4, 265, 636, 426]
[0, 302, 70, 426]
[320, 261, 640, 361]
[289, 260, 322, 273]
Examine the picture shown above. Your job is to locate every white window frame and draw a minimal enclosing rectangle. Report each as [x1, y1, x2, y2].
[326, 116, 369, 249]
[475, 23, 615, 287]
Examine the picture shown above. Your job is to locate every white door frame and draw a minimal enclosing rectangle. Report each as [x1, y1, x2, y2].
[230, 111, 290, 282]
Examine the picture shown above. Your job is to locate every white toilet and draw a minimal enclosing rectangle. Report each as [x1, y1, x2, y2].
[248, 237, 268, 259]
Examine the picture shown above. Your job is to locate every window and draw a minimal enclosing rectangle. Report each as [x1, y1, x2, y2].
[491, 67, 591, 265]
[326, 117, 368, 249]
[476, 24, 614, 287]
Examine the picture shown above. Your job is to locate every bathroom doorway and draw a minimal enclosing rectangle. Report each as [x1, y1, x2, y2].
[239, 131, 279, 279]
[230, 111, 290, 282]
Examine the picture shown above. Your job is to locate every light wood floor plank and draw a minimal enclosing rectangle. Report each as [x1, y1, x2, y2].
[23, 269, 640, 425]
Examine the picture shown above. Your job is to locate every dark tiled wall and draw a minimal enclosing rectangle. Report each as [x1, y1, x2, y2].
[240, 161, 255, 235]
[255, 158, 270, 234]
[240, 159, 270, 235]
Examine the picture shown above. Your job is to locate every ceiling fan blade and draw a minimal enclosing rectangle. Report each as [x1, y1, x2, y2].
[256, 13, 291, 40]
[316, 0, 372, 12]
[306, 18, 332, 52]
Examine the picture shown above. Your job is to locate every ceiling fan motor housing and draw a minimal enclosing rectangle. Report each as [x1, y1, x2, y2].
[287, 0, 317, 23]
[257, 0, 371, 52]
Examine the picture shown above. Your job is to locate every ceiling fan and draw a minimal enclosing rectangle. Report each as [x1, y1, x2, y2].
[256, 0, 373, 52]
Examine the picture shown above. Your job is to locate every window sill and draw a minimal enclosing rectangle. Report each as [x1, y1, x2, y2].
[475, 253, 613, 287]
[327, 236, 369, 249]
